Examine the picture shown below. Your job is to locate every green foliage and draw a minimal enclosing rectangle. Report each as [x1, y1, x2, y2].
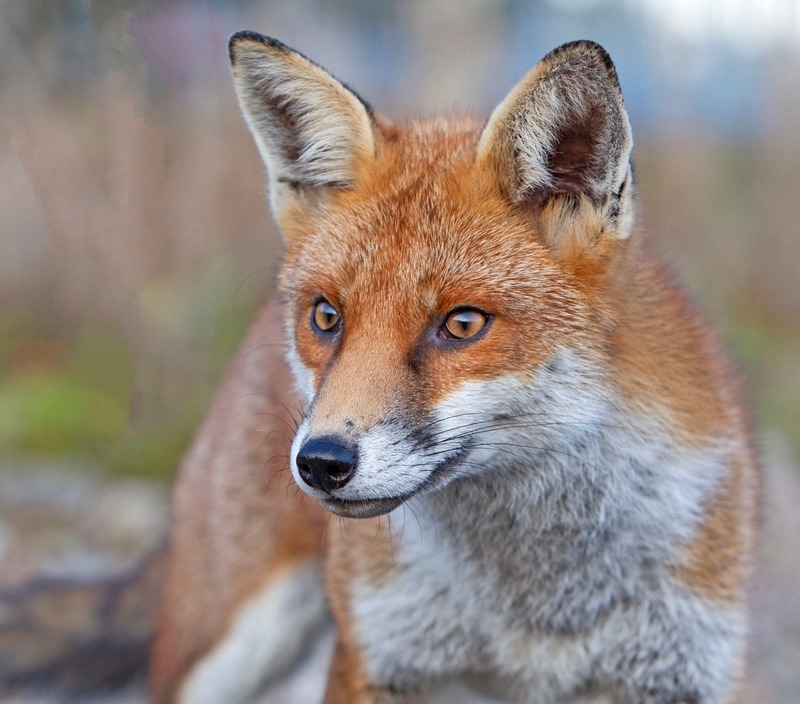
[0, 317, 130, 456]
[0, 372, 128, 453]
[725, 310, 800, 453]
[0, 260, 263, 480]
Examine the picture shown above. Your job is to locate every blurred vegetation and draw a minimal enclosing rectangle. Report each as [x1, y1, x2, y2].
[0, 260, 271, 479]
[1, 0, 799, 480]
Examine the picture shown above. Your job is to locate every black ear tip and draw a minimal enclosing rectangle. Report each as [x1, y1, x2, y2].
[228, 31, 290, 65]
[543, 40, 620, 88]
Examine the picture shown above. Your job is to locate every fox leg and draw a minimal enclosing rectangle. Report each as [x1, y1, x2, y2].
[323, 636, 424, 704]
[150, 302, 331, 704]
[323, 635, 367, 704]
[172, 559, 330, 704]
[320, 518, 432, 704]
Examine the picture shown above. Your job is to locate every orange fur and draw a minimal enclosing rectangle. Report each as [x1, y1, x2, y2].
[673, 452, 758, 602]
[282, 120, 593, 412]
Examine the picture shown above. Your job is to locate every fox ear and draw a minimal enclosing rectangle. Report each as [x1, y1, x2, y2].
[229, 32, 376, 234]
[477, 40, 634, 248]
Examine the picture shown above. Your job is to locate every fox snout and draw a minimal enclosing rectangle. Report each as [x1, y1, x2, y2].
[290, 417, 422, 519]
[289, 395, 475, 519]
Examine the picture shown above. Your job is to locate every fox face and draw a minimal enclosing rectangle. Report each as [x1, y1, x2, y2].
[230, 35, 635, 518]
[279, 135, 617, 519]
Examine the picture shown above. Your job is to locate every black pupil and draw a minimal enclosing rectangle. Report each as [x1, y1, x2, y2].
[318, 303, 337, 330]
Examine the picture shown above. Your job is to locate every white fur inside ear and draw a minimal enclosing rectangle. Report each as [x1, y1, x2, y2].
[476, 43, 634, 240]
[512, 76, 632, 200]
[231, 38, 375, 194]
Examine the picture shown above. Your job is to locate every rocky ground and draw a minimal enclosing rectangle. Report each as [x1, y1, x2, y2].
[0, 433, 798, 703]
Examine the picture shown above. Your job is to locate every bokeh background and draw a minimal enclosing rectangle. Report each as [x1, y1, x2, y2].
[0, 0, 798, 702]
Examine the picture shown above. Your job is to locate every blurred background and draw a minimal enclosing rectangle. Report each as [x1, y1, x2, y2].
[0, 0, 798, 702]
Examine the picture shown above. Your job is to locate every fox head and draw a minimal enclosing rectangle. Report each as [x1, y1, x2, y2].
[229, 33, 635, 518]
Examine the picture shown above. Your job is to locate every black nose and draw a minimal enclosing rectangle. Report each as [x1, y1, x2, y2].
[296, 438, 357, 493]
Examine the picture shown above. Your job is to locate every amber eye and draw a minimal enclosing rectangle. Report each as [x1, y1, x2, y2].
[442, 308, 488, 340]
[312, 300, 341, 334]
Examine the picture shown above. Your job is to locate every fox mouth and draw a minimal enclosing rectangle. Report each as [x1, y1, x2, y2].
[321, 495, 407, 518]
[318, 445, 472, 519]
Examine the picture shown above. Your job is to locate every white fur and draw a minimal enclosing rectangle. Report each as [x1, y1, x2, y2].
[255, 626, 336, 704]
[178, 560, 327, 704]
[285, 335, 741, 703]
[285, 338, 315, 402]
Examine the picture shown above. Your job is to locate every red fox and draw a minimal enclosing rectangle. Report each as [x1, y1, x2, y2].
[150, 33, 760, 704]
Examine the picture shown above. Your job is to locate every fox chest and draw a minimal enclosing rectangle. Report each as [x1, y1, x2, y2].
[345, 505, 624, 698]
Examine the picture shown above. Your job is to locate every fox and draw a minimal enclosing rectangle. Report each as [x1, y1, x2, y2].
[146, 32, 759, 704]
[142, 33, 762, 704]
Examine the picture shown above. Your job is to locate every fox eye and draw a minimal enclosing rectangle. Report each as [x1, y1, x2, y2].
[312, 300, 341, 335]
[442, 308, 488, 340]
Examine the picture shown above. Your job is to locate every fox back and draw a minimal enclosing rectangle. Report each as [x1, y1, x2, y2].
[151, 35, 759, 704]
